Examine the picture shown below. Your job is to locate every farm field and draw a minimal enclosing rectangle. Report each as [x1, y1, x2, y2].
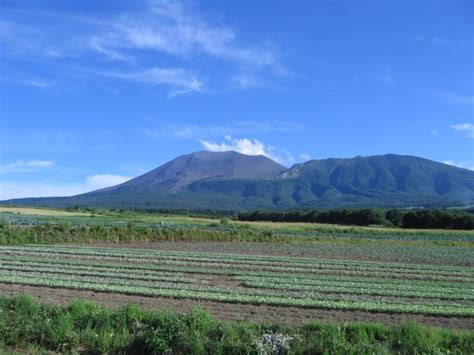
[0, 242, 472, 330]
[0, 207, 473, 353]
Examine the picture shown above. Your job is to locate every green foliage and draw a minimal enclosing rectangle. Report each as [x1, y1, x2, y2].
[402, 210, 474, 230]
[0, 295, 472, 354]
[238, 208, 474, 230]
[385, 209, 404, 226]
[239, 208, 390, 226]
[220, 217, 231, 226]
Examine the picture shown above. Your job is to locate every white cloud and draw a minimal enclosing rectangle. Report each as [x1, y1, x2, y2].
[87, 0, 278, 68]
[199, 136, 307, 167]
[25, 78, 55, 90]
[1, 1, 283, 95]
[93, 67, 204, 96]
[0, 174, 131, 200]
[0, 160, 54, 174]
[442, 160, 474, 171]
[201, 136, 269, 157]
[449, 123, 474, 138]
[23, 160, 53, 168]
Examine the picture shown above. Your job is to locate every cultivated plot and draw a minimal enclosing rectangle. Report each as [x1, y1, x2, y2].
[0, 244, 472, 328]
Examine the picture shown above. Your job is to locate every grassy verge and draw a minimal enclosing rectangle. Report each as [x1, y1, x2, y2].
[0, 294, 472, 354]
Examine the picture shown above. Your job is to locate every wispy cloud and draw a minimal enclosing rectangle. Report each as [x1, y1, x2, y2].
[413, 34, 472, 47]
[92, 67, 204, 96]
[0, 173, 132, 200]
[0, 160, 54, 174]
[231, 73, 262, 89]
[0, 0, 283, 95]
[1, 3, 278, 68]
[449, 123, 474, 138]
[413, 35, 449, 45]
[0, 21, 67, 58]
[0, 68, 57, 90]
[87, 0, 278, 67]
[25, 78, 56, 89]
[142, 120, 305, 141]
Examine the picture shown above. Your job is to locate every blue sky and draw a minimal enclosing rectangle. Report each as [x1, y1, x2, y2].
[0, 0, 473, 199]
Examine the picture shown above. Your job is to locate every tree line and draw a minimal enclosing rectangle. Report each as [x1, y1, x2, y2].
[238, 208, 474, 230]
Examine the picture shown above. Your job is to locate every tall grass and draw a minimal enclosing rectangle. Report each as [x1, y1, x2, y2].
[1, 218, 471, 246]
[0, 220, 297, 245]
[0, 294, 472, 354]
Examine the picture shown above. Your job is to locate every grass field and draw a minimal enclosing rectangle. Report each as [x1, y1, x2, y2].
[0, 207, 472, 352]
[0, 206, 93, 216]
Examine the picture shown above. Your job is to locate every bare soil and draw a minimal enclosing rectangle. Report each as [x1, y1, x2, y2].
[1, 283, 472, 330]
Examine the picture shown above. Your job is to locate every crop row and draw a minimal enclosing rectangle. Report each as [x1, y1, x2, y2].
[0, 270, 195, 290]
[239, 279, 473, 301]
[2, 247, 472, 281]
[0, 274, 471, 317]
[17, 245, 474, 274]
[32, 256, 474, 282]
[0, 253, 470, 284]
[0, 262, 195, 284]
[1, 255, 472, 295]
[236, 275, 473, 294]
[2, 256, 470, 295]
[2, 269, 470, 309]
[233, 274, 473, 291]
[0, 252, 471, 303]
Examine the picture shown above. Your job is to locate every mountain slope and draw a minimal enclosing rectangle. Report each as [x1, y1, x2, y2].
[268, 154, 474, 207]
[5, 152, 474, 210]
[106, 150, 286, 192]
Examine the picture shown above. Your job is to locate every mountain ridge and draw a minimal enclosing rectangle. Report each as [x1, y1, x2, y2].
[3, 151, 474, 210]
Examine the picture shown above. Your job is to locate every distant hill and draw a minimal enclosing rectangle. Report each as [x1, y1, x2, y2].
[4, 151, 474, 210]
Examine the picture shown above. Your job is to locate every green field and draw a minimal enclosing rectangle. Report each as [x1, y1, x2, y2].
[0, 244, 472, 317]
[0, 207, 472, 353]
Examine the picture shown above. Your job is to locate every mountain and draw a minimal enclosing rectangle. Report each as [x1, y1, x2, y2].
[4, 151, 474, 210]
[107, 150, 286, 191]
